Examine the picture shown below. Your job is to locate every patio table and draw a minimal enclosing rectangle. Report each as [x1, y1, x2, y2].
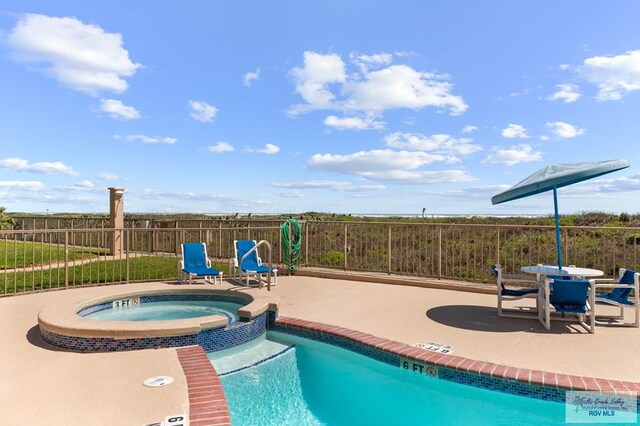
[520, 265, 603, 278]
[520, 265, 604, 330]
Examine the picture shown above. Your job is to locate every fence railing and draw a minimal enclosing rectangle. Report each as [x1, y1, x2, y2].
[304, 221, 640, 282]
[2, 220, 640, 296]
[0, 226, 282, 295]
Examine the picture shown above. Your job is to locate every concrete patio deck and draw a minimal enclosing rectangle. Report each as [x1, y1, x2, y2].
[0, 275, 637, 425]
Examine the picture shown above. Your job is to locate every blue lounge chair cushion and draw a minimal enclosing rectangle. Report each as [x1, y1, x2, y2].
[550, 279, 590, 313]
[501, 287, 538, 297]
[182, 265, 221, 276]
[237, 240, 273, 273]
[597, 269, 636, 304]
[182, 242, 221, 276]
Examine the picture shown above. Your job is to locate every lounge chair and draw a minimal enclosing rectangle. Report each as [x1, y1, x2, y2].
[540, 278, 595, 333]
[179, 242, 223, 285]
[492, 264, 539, 318]
[593, 268, 639, 327]
[230, 240, 277, 287]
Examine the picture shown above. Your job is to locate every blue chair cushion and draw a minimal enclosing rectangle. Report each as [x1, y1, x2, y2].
[604, 269, 636, 302]
[596, 293, 635, 306]
[502, 287, 538, 297]
[550, 279, 590, 313]
[182, 266, 221, 276]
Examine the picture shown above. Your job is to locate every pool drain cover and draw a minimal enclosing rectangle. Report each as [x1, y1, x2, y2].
[143, 376, 174, 387]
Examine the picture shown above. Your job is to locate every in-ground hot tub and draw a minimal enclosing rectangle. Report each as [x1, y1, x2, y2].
[38, 289, 279, 353]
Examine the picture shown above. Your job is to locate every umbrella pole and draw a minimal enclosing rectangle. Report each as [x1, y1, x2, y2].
[553, 185, 563, 271]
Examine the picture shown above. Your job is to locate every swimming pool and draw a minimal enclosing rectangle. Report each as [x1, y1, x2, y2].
[82, 300, 241, 322]
[210, 332, 639, 426]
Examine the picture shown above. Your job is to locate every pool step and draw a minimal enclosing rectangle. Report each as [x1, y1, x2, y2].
[208, 335, 294, 376]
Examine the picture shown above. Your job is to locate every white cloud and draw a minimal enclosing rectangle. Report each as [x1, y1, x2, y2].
[0, 157, 79, 176]
[357, 169, 476, 184]
[323, 115, 385, 131]
[598, 174, 640, 192]
[243, 69, 260, 87]
[75, 180, 94, 188]
[207, 142, 234, 153]
[547, 84, 581, 103]
[132, 188, 270, 209]
[99, 99, 140, 120]
[189, 100, 217, 122]
[278, 190, 304, 198]
[308, 149, 474, 184]
[546, 121, 585, 138]
[270, 180, 385, 192]
[482, 144, 542, 166]
[0, 180, 45, 190]
[8, 14, 140, 95]
[581, 50, 640, 101]
[350, 52, 393, 73]
[289, 51, 467, 116]
[343, 65, 468, 115]
[559, 64, 571, 71]
[113, 134, 177, 144]
[257, 143, 280, 154]
[97, 172, 119, 180]
[501, 123, 529, 139]
[540, 135, 550, 141]
[384, 132, 482, 156]
[310, 150, 447, 173]
[431, 184, 513, 200]
[289, 51, 346, 114]
[461, 125, 478, 134]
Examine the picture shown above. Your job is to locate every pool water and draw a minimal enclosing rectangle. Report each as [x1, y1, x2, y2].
[83, 300, 241, 322]
[211, 332, 638, 426]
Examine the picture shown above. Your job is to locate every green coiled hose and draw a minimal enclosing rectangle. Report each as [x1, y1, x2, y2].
[281, 218, 302, 274]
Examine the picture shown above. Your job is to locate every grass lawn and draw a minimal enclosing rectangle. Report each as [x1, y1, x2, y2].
[0, 256, 229, 294]
[0, 240, 106, 270]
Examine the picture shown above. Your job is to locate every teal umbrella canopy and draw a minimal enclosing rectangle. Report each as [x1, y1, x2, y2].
[491, 159, 630, 205]
[491, 159, 630, 270]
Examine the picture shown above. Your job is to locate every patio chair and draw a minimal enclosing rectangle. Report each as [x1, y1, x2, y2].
[593, 268, 639, 327]
[540, 278, 595, 333]
[230, 240, 277, 287]
[179, 242, 223, 285]
[492, 264, 539, 318]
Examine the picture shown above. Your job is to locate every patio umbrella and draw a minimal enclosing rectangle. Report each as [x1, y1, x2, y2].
[491, 159, 630, 271]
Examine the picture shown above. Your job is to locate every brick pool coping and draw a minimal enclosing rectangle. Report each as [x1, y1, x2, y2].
[176, 315, 639, 425]
[177, 346, 231, 426]
[275, 316, 640, 396]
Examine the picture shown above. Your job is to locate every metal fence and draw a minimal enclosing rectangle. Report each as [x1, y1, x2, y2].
[0, 226, 281, 295]
[304, 221, 640, 281]
[3, 220, 640, 296]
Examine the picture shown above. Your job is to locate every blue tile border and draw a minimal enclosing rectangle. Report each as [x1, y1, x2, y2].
[269, 321, 638, 407]
[40, 310, 269, 353]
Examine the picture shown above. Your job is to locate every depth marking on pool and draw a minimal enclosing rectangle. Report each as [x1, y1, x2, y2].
[413, 341, 453, 354]
[401, 358, 439, 378]
[112, 297, 140, 309]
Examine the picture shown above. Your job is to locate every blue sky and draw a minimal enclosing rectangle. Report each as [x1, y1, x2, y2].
[1, 1, 640, 215]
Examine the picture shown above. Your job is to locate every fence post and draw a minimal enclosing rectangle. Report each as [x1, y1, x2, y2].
[64, 231, 69, 288]
[496, 229, 501, 266]
[344, 224, 348, 270]
[305, 222, 309, 266]
[564, 228, 568, 265]
[438, 227, 442, 279]
[125, 229, 130, 284]
[388, 225, 392, 274]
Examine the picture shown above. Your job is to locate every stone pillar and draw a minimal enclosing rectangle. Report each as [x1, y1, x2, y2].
[108, 187, 125, 256]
